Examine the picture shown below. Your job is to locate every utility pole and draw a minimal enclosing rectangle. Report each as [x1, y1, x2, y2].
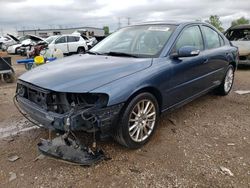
[118, 17, 121, 29]
[127, 17, 131, 25]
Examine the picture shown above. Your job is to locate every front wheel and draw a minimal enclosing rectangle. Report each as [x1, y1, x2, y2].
[3, 73, 15, 83]
[216, 65, 235, 95]
[114, 92, 159, 149]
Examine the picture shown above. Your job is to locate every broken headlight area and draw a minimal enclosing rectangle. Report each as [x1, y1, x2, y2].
[16, 82, 109, 114]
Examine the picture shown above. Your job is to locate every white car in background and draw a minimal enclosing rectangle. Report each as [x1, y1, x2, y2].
[7, 36, 31, 54]
[47, 34, 88, 54]
[0, 36, 6, 43]
[81, 35, 98, 49]
[1, 34, 19, 50]
[72, 31, 98, 49]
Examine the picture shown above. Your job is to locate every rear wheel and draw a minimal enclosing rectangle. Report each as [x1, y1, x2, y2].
[77, 47, 85, 54]
[114, 92, 159, 149]
[216, 65, 234, 95]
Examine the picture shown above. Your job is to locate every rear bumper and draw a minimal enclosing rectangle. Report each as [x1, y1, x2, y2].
[17, 95, 124, 135]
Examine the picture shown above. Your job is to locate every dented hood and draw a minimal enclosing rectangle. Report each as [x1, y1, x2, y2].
[231, 41, 250, 56]
[19, 54, 152, 92]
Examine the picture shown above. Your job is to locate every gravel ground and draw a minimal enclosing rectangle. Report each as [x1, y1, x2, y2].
[0, 52, 249, 188]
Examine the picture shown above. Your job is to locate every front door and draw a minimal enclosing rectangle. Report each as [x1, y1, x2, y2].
[54, 36, 68, 54]
[164, 25, 208, 108]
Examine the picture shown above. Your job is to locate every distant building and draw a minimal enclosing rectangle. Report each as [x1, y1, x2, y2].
[17, 27, 105, 38]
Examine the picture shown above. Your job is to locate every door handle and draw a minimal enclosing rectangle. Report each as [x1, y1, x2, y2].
[203, 59, 209, 64]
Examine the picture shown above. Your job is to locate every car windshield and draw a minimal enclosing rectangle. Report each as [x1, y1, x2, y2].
[226, 28, 250, 41]
[90, 25, 176, 58]
[19, 36, 30, 42]
[45, 36, 58, 44]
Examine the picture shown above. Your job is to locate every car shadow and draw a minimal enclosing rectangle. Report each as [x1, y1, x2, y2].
[237, 65, 250, 70]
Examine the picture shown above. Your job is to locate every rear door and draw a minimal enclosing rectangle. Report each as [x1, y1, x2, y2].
[164, 25, 208, 108]
[54, 36, 68, 54]
[200, 25, 229, 86]
[67, 36, 80, 53]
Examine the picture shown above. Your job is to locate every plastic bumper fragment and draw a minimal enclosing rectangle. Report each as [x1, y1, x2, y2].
[38, 136, 105, 166]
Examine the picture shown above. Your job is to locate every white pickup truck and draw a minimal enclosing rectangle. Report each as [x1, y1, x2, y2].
[47, 34, 88, 55]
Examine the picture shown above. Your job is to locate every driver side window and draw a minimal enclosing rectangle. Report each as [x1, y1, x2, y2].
[174, 26, 204, 52]
[55, 36, 66, 44]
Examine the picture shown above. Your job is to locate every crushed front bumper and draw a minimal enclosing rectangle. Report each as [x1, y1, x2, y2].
[17, 95, 124, 135]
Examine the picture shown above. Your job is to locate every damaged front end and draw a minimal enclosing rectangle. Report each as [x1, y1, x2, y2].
[15, 80, 123, 165]
[16, 80, 123, 134]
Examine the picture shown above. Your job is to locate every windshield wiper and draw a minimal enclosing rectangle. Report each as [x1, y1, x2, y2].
[105, 51, 138, 58]
[86, 51, 139, 58]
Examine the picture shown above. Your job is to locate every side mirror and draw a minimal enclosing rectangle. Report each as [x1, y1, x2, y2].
[171, 46, 200, 58]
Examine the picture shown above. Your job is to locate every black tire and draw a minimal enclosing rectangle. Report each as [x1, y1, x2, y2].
[114, 92, 159, 149]
[3, 73, 15, 83]
[77, 47, 85, 54]
[216, 65, 235, 96]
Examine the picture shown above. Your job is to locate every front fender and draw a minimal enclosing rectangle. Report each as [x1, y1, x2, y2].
[91, 75, 140, 106]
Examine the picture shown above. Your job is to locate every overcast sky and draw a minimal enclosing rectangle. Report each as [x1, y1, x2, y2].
[0, 0, 249, 35]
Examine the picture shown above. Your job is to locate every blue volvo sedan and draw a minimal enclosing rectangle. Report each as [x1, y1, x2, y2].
[16, 21, 238, 149]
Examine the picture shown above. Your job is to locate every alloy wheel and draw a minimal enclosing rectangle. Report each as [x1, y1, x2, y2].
[128, 99, 156, 142]
[224, 68, 234, 93]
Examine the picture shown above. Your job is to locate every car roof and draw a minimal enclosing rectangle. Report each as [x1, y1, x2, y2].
[61, 34, 81, 37]
[129, 20, 205, 27]
[229, 24, 250, 30]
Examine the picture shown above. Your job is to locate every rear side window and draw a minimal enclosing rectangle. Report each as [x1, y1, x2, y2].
[202, 26, 221, 49]
[174, 26, 204, 51]
[67, 36, 79, 42]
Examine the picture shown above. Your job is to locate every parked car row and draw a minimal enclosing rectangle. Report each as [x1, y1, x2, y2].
[3, 33, 100, 57]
